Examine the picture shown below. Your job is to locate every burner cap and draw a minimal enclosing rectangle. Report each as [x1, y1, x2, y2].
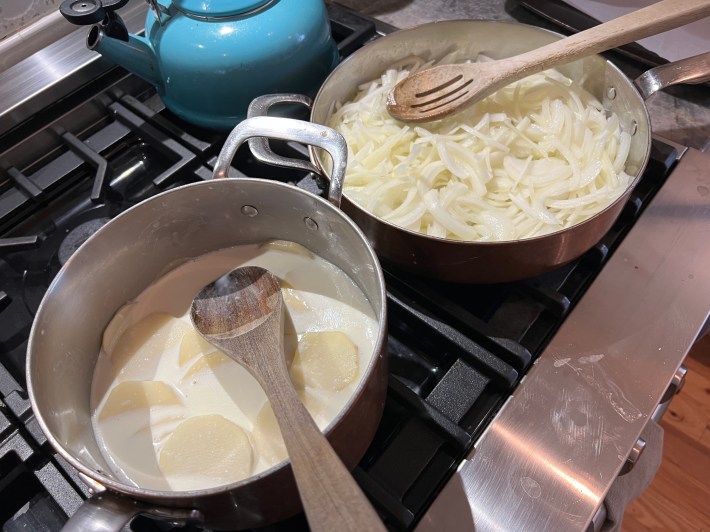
[58, 218, 111, 265]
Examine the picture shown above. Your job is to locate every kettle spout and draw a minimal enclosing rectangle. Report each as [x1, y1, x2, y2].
[88, 26, 162, 89]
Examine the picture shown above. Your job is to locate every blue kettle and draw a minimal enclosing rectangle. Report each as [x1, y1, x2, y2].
[59, 0, 340, 130]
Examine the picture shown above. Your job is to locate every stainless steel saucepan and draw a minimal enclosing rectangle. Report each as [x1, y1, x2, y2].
[249, 20, 710, 283]
[26, 117, 388, 530]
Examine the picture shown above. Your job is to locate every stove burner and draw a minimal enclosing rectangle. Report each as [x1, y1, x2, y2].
[57, 218, 110, 265]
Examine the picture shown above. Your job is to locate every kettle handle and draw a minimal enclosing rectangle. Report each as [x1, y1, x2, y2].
[146, 0, 171, 26]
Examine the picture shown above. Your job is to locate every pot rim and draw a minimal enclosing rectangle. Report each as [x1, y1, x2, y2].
[27, 177, 388, 500]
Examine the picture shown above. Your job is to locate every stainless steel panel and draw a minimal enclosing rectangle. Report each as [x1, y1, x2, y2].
[417, 146, 710, 531]
[0, 1, 148, 136]
[0, 11, 73, 72]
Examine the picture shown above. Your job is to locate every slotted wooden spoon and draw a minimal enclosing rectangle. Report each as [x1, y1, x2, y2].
[387, 0, 710, 122]
[190, 266, 385, 532]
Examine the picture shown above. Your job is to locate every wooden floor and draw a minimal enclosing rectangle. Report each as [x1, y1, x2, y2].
[623, 333, 710, 531]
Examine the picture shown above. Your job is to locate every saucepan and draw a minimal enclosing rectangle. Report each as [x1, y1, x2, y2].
[249, 20, 710, 283]
[26, 117, 388, 530]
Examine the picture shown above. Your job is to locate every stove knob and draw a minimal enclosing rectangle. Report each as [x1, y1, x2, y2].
[619, 437, 646, 475]
[672, 364, 688, 395]
[659, 364, 688, 404]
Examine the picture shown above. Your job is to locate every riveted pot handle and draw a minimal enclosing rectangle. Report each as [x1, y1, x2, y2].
[213, 113, 347, 209]
[246, 94, 321, 175]
[634, 51, 710, 100]
[61, 490, 203, 531]
[246, 94, 347, 207]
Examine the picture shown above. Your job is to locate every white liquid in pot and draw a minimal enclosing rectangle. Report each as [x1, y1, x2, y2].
[90, 241, 378, 491]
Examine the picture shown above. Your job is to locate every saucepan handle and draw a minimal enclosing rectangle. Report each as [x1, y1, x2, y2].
[634, 51, 710, 99]
[246, 94, 346, 205]
[212, 111, 347, 208]
[62, 489, 203, 531]
[247, 94, 320, 175]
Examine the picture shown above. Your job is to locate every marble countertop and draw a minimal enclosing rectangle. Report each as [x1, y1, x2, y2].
[335, 0, 710, 151]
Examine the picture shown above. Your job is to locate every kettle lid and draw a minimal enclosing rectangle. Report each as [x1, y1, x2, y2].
[174, 0, 272, 17]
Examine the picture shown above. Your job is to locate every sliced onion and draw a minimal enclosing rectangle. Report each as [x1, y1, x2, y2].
[327, 59, 634, 242]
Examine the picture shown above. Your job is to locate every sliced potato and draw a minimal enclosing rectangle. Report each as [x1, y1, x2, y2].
[99, 380, 182, 420]
[252, 403, 287, 464]
[132, 414, 186, 445]
[299, 389, 331, 430]
[281, 288, 312, 312]
[279, 278, 295, 290]
[290, 331, 359, 391]
[178, 329, 216, 367]
[260, 240, 314, 258]
[182, 351, 234, 381]
[159, 415, 253, 482]
[283, 332, 298, 368]
[101, 302, 135, 355]
[110, 313, 190, 372]
[252, 390, 325, 464]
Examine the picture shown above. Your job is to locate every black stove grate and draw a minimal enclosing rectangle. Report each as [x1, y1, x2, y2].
[0, 4, 679, 531]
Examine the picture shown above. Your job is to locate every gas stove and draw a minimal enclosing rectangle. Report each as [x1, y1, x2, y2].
[1, 3, 709, 531]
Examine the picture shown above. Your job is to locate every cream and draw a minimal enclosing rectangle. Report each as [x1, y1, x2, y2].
[91, 241, 377, 491]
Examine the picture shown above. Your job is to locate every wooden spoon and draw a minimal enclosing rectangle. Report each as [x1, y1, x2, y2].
[387, 0, 710, 122]
[190, 266, 385, 532]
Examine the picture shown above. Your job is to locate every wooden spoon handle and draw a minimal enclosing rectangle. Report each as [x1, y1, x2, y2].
[260, 369, 386, 532]
[500, 0, 710, 80]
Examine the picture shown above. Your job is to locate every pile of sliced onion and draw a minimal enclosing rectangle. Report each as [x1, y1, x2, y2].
[327, 57, 633, 242]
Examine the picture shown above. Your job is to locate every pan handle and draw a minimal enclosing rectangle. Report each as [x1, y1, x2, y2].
[213, 111, 347, 208]
[61, 489, 203, 531]
[634, 51, 710, 100]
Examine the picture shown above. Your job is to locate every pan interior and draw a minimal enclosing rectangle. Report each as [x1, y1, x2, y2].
[27, 179, 385, 496]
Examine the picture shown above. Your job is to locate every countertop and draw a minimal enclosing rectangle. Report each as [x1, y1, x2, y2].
[335, 0, 710, 151]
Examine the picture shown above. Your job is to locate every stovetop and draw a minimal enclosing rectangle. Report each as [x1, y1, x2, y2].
[0, 4, 686, 531]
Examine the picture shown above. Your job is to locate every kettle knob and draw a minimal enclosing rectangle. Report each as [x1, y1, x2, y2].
[60, 0, 130, 25]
